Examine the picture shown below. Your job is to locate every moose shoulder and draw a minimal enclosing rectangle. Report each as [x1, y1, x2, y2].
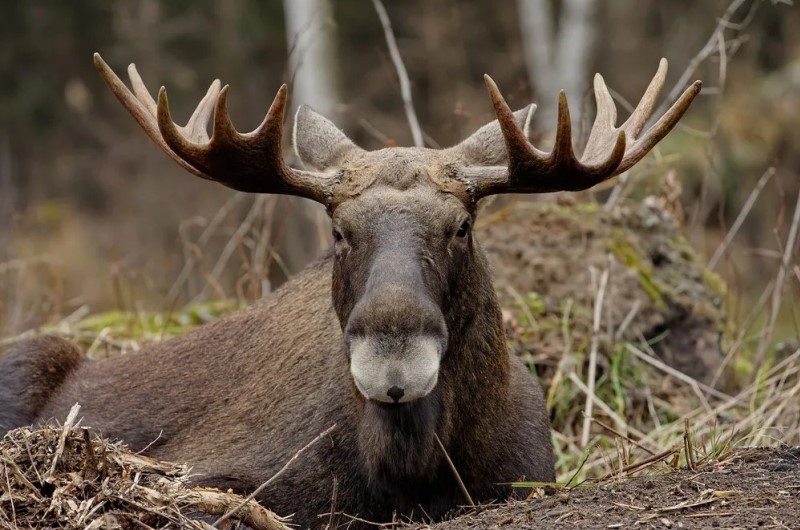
[0, 54, 700, 527]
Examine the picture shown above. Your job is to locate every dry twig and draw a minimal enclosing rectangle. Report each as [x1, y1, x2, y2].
[708, 166, 776, 270]
[212, 423, 337, 528]
[652, 0, 753, 121]
[372, 0, 424, 147]
[47, 403, 81, 478]
[581, 265, 610, 447]
[754, 187, 800, 370]
[434, 433, 475, 507]
[587, 416, 655, 456]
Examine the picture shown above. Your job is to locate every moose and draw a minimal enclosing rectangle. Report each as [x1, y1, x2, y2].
[0, 53, 699, 527]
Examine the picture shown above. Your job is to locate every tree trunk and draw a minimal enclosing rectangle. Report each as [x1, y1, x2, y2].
[276, 0, 338, 290]
[283, 0, 338, 118]
[516, 0, 598, 130]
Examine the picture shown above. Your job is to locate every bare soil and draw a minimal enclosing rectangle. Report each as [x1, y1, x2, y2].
[423, 448, 800, 530]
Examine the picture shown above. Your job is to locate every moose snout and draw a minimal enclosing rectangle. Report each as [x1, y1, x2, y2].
[348, 334, 443, 404]
[344, 266, 448, 404]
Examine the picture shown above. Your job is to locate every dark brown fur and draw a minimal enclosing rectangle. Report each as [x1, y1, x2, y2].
[0, 110, 555, 528]
[0, 252, 552, 526]
[0, 336, 83, 431]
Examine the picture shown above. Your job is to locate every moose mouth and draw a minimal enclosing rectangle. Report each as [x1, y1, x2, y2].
[372, 400, 411, 411]
[364, 392, 440, 423]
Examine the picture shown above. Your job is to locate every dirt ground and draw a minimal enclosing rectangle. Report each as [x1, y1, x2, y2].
[478, 200, 726, 386]
[422, 448, 800, 530]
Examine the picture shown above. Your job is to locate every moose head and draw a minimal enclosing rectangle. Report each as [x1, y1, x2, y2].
[94, 54, 699, 410]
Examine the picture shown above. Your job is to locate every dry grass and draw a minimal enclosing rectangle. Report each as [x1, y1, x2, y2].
[548, 340, 800, 484]
[0, 405, 290, 530]
[425, 447, 800, 529]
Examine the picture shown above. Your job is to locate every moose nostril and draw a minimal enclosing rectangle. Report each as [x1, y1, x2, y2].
[386, 385, 405, 403]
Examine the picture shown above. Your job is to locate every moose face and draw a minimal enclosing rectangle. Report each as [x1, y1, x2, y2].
[287, 103, 540, 408]
[328, 158, 475, 404]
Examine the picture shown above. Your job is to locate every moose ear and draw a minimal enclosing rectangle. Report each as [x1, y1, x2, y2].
[293, 105, 364, 171]
[450, 105, 535, 166]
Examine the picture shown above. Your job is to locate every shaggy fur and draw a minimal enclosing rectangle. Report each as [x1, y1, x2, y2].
[0, 107, 555, 528]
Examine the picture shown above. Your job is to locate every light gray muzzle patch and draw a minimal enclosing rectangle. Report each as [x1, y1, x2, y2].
[349, 335, 442, 404]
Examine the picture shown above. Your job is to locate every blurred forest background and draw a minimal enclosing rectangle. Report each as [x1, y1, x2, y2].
[1, 0, 799, 338]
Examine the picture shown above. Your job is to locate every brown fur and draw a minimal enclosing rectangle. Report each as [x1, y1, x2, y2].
[0, 107, 555, 528]
[0, 336, 83, 431]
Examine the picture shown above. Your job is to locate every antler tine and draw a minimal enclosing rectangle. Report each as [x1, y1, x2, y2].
[622, 58, 668, 138]
[184, 79, 221, 141]
[127, 64, 157, 117]
[463, 61, 700, 199]
[249, 84, 289, 168]
[156, 86, 207, 167]
[94, 52, 334, 205]
[210, 85, 238, 144]
[614, 78, 701, 174]
[551, 91, 576, 166]
[94, 53, 206, 179]
[581, 73, 617, 164]
[483, 74, 548, 171]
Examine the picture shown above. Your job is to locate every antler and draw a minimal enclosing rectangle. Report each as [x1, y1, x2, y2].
[93, 53, 335, 205]
[461, 59, 701, 198]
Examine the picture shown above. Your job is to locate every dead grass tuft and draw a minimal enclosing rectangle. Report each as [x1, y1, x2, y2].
[0, 404, 290, 530]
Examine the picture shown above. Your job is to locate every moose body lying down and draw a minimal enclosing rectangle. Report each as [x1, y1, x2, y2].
[0, 54, 699, 527]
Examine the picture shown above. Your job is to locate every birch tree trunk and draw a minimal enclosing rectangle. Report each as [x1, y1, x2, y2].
[283, 0, 338, 118]
[275, 0, 338, 289]
[517, 0, 598, 129]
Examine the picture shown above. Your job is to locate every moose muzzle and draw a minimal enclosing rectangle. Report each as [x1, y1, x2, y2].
[348, 334, 443, 403]
[344, 275, 447, 404]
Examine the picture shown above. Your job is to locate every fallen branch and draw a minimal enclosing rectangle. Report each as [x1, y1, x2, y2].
[177, 486, 291, 530]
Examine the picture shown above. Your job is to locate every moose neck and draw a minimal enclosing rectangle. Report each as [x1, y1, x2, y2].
[438, 240, 512, 444]
[353, 240, 511, 489]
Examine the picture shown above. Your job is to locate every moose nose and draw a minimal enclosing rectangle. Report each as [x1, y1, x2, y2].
[348, 334, 443, 404]
[386, 385, 405, 403]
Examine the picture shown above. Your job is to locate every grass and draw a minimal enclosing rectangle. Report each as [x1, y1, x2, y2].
[492, 179, 799, 485]
[0, 300, 242, 358]
[515, 348, 795, 494]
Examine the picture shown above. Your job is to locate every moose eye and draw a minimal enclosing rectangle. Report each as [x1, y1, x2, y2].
[333, 229, 344, 242]
[455, 220, 471, 238]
